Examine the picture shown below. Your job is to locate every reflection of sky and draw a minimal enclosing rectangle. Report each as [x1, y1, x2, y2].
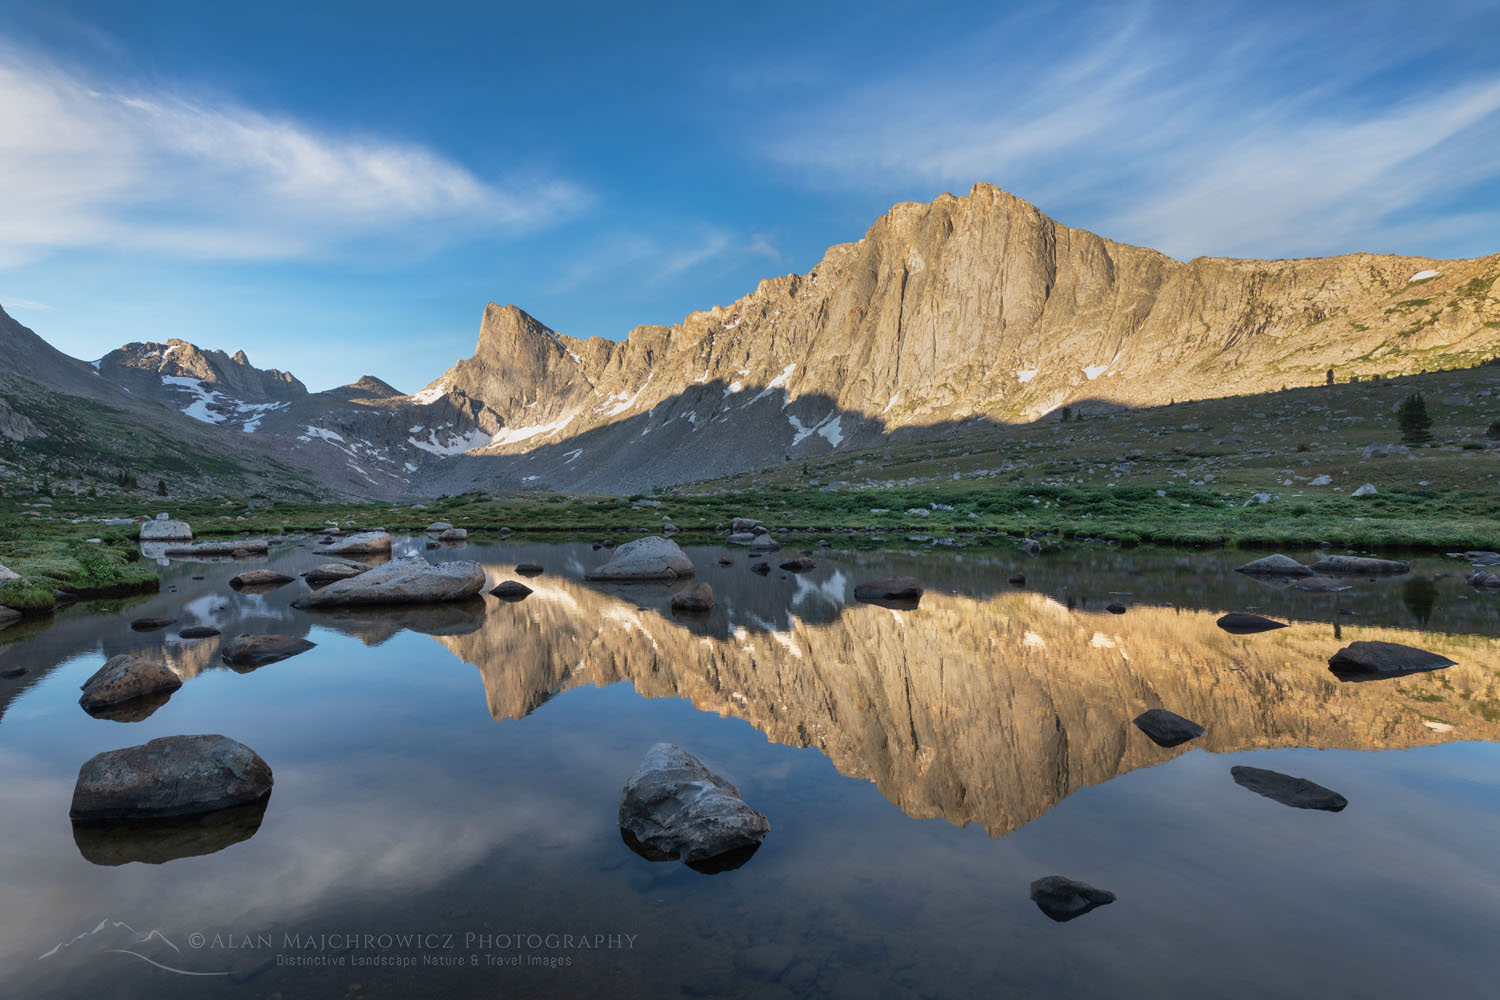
[1, 541, 1498, 997]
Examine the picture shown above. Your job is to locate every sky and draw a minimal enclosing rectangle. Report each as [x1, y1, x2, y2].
[1, 0, 1499, 391]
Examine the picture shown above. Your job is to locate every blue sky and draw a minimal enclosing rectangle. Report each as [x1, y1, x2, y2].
[2, 0, 1498, 391]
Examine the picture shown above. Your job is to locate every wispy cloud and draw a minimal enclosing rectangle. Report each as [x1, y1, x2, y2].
[545, 228, 735, 294]
[754, 3, 1500, 259]
[746, 233, 780, 261]
[0, 43, 589, 268]
[0, 296, 52, 311]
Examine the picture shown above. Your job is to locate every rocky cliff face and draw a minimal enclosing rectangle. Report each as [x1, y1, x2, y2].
[6, 183, 1498, 496]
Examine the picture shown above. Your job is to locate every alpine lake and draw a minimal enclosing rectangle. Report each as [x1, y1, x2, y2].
[2, 533, 1498, 999]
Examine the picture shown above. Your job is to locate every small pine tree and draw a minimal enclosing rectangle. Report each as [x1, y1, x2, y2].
[156, 478, 168, 497]
[1326, 368, 1334, 385]
[1397, 392, 1433, 445]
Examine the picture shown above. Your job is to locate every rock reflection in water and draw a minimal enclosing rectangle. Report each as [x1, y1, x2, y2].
[71, 797, 269, 866]
[434, 564, 1500, 837]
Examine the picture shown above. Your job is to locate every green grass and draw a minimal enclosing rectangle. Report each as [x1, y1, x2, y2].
[0, 521, 159, 615]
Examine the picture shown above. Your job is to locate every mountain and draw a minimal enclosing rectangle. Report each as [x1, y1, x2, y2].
[3, 182, 1497, 497]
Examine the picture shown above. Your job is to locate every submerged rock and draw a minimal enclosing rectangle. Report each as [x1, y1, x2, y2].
[438, 528, 468, 542]
[1328, 641, 1456, 680]
[1216, 613, 1288, 634]
[779, 557, 817, 572]
[129, 617, 174, 631]
[303, 562, 367, 584]
[293, 557, 486, 607]
[322, 531, 393, 555]
[1307, 555, 1409, 575]
[178, 625, 221, 639]
[618, 743, 769, 870]
[79, 654, 182, 713]
[229, 569, 294, 589]
[490, 580, 534, 600]
[1230, 766, 1348, 811]
[748, 535, 782, 554]
[671, 582, 715, 613]
[1235, 554, 1312, 576]
[725, 532, 758, 546]
[1468, 570, 1500, 589]
[163, 538, 268, 556]
[69, 735, 273, 823]
[515, 563, 544, 576]
[586, 537, 695, 582]
[750, 562, 771, 575]
[1133, 708, 1205, 747]
[220, 634, 316, 669]
[1029, 876, 1116, 922]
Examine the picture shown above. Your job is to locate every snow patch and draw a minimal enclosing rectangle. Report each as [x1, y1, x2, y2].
[485, 412, 576, 448]
[1082, 364, 1108, 380]
[1017, 368, 1039, 383]
[160, 375, 230, 424]
[1408, 269, 1441, 282]
[409, 380, 449, 405]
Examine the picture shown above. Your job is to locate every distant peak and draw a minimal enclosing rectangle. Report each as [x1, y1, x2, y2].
[346, 375, 403, 397]
[232, 349, 250, 366]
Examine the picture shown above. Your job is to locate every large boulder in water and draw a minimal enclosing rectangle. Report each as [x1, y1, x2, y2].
[229, 569, 294, 589]
[303, 562, 367, 584]
[586, 537, 695, 581]
[1328, 641, 1456, 680]
[1230, 766, 1348, 811]
[293, 557, 486, 607]
[619, 743, 769, 871]
[78, 654, 182, 713]
[1235, 554, 1311, 576]
[1307, 555, 1409, 575]
[322, 531, 393, 555]
[139, 519, 192, 542]
[69, 735, 273, 822]
[1029, 876, 1116, 922]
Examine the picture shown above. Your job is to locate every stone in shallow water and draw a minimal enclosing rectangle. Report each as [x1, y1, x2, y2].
[129, 617, 174, 631]
[1307, 555, 1409, 575]
[78, 653, 182, 713]
[671, 582, 715, 613]
[1029, 875, 1116, 922]
[586, 537, 695, 582]
[229, 569, 294, 589]
[515, 563, 544, 576]
[178, 625, 221, 639]
[322, 531, 392, 555]
[139, 519, 192, 542]
[220, 634, 316, 669]
[1230, 766, 1348, 811]
[1133, 708, 1205, 747]
[303, 562, 366, 585]
[69, 734, 273, 822]
[490, 580, 534, 600]
[1235, 554, 1312, 576]
[438, 528, 468, 542]
[779, 557, 817, 572]
[1216, 612, 1288, 634]
[293, 557, 485, 608]
[1328, 641, 1456, 681]
[618, 743, 769, 871]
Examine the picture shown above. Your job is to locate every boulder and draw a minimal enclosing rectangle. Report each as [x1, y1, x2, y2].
[1019, 538, 1042, 556]
[750, 562, 771, 575]
[585, 537, 695, 582]
[1105, 602, 1127, 614]
[78, 654, 182, 712]
[747, 535, 782, 554]
[322, 531, 393, 555]
[490, 580, 534, 601]
[220, 634, 316, 668]
[725, 532, 758, 546]
[1007, 572, 1026, 586]
[1470, 570, 1500, 589]
[1029, 876, 1116, 922]
[618, 743, 769, 870]
[1361, 443, 1407, 459]
[1309, 474, 1332, 486]
[1351, 483, 1378, 497]
[853, 577, 924, 603]
[717, 556, 734, 566]
[163, 539, 268, 556]
[293, 557, 486, 607]
[731, 518, 762, 533]
[0, 562, 18, 582]
[229, 569, 294, 589]
[1294, 576, 1352, 593]
[178, 625, 221, 639]
[438, 528, 468, 542]
[426, 521, 452, 532]
[515, 563, 544, 576]
[1133, 708, 1205, 747]
[1230, 766, 1347, 811]
[1216, 613, 1288, 634]
[129, 617, 174, 631]
[69, 735, 273, 823]
[1235, 554, 1312, 576]
[1328, 641, 1456, 681]
[303, 562, 367, 584]
[1307, 555, 1409, 575]
[670, 582, 715, 613]
[779, 557, 817, 572]
[139, 519, 192, 542]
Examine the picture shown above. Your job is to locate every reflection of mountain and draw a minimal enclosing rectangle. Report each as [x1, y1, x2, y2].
[435, 568, 1500, 837]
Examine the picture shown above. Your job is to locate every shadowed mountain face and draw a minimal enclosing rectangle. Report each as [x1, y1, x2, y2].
[4, 183, 1497, 495]
[433, 565, 1500, 837]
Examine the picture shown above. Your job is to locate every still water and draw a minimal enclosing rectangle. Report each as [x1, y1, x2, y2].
[1, 537, 1498, 998]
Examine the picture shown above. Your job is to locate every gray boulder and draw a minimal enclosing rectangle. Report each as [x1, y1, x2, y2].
[303, 562, 367, 584]
[1328, 641, 1456, 680]
[322, 531, 393, 555]
[220, 634, 316, 668]
[670, 582, 715, 613]
[229, 569, 294, 589]
[1019, 538, 1042, 556]
[438, 528, 468, 541]
[586, 537, 695, 581]
[139, 519, 192, 542]
[731, 517, 762, 533]
[1133, 708, 1205, 747]
[0, 561, 18, 582]
[725, 532, 758, 546]
[747, 535, 782, 554]
[1230, 766, 1347, 811]
[1351, 483, 1378, 497]
[426, 521, 452, 532]
[1307, 555, 1409, 575]
[618, 743, 769, 870]
[1235, 554, 1312, 576]
[69, 735, 273, 822]
[293, 557, 486, 607]
[1029, 876, 1116, 922]
[163, 538, 268, 556]
[1470, 570, 1500, 589]
[79, 654, 182, 712]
